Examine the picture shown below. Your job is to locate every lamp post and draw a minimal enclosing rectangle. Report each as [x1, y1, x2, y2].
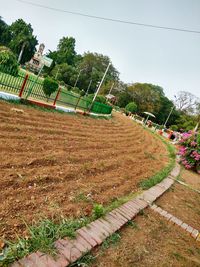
[73, 68, 83, 89]
[86, 79, 92, 96]
[92, 62, 111, 103]
[164, 105, 175, 128]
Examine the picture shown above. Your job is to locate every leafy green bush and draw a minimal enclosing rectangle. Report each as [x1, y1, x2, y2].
[92, 204, 105, 219]
[125, 102, 137, 113]
[43, 77, 58, 98]
[170, 125, 178, 131]
[88, 94, 107, 104]
[0, 46, 18, 75]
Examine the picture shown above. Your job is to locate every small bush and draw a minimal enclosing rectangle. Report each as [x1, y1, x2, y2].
[92, 204, 105, 219]
[125, 102, 137, 114]
[170, 125, 178, 131]
[43, 77, 58, 98]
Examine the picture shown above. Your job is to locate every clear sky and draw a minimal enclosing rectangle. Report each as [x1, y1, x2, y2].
[1, 0, 200, 99]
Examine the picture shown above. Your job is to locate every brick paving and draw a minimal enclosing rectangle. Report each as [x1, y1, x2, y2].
[11, 164, 180, 267]
[150, 204, 200, 241]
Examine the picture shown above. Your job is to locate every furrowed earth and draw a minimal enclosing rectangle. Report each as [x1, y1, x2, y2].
[0, 100, 168, 240]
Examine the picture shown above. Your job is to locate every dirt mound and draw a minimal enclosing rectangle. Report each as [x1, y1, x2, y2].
[0, 101, 168, 240]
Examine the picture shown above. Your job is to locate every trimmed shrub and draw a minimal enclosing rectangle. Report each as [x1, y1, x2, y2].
[125, 102, 137, 114]
[43, 77, 58, 98]
[178, 131, 200, 173]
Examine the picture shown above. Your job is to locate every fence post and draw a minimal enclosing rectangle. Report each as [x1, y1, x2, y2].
[53, 87, 61, 106]
[19, 74, 29, 98]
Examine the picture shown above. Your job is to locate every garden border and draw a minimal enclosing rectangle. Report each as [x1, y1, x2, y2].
[11, 163, 180, 267]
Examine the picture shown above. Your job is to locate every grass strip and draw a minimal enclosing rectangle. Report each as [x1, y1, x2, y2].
[139, 127, 176, 189]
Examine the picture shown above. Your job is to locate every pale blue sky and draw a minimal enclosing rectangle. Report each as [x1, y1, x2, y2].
[1, 0, 200, 99]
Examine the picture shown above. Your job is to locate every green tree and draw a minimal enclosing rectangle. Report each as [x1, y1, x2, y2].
[117, 90, 132, 108]
[0, 17, 11, 46]
[0, 46, 18, 74]
[56, 37, 77, 65]
[8, 19, 38, 64]
[76, 52, 119, 93]
[125, 102, 137, 113]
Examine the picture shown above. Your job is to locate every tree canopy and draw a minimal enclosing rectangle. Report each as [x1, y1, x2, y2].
[9, 19, 38, 64]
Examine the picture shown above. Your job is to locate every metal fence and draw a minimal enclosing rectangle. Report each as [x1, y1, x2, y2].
[0, 67, 112, 115]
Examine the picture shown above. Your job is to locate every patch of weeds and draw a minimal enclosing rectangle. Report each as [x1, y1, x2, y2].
[73, 192, 92, 203]
[70, 252, 96, 266]
[144, 151, 156, 160]
[0, 217, 89, 266]
[171, 252, 184, 261]
[92, 204, 105, 219]
[126, 220, 139, 229]
[101, 233, 121, 250]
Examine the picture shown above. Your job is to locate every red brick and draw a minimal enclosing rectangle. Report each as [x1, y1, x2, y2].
[125, 201, 140, 212]
[94, 220, 112, 235]
[55, 239, 82, 263]
[105, 214, 122, 230]
[123, 203, 139, 214]
[191, 229, 199, 239]
[180, 223, 188, 230]
[89, 222, 110, 239]
[107, 212, 124, 226]
[77, 228, 97, 247]
[81, 226, 103, 245]
[37, 252, 68, 267]
[186, 225, 194, 234]
[131, 198, 148, 209]
[150, 204, 158, 210]
[110, 210, 128, 223]
[74, 233, 92, 251]
[109, 211, 127, 225]
[116, 207, 133, 220]
[98, 218, 117, 233]
[95, 219, 114, 235]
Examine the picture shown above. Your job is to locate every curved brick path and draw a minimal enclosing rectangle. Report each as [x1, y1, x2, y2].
[12, 164, 180, 267]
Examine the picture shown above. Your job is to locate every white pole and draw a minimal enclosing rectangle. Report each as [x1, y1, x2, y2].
[164, 106, 175, 128]
[92, 62, 111, 104]
[109, 82, 115, 95]
[86, 79, 92, 96]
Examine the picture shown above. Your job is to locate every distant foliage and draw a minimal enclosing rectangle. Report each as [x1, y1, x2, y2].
[43, 77, 58, 98]
[178, 131, 200, 173]
[88, 94, 107, 104]
[125, 102, 137, 113]
[0, 46, 18, 74]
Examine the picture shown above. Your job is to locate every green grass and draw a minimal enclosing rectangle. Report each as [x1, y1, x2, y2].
[0, 218, 90, 266]
[139, 129, 176, 190]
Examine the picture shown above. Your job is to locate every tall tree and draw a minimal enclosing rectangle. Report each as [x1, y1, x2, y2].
[56, 37, 77, 65]
[174, 91, 199, 114]
[76, 52, 119, 93]
[8, 19, 38, 64]
[0, 17, 11, 46]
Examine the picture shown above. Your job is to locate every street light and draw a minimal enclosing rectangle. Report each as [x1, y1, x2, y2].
[163, 95, 177, 128]
[73, 68, 86, 89]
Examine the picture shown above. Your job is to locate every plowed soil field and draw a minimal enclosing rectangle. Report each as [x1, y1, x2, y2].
[0, 100, 168, 240]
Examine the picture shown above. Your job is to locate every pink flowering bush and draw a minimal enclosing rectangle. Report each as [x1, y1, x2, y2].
[178, 131, 200, 174]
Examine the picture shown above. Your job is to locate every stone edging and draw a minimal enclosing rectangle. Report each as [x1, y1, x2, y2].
[150, 204, 200, 240]
[11, 164, 180, 267]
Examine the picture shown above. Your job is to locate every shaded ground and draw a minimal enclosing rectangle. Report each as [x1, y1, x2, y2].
[0, 101, 168, 240]
[91, 169, 200, 267]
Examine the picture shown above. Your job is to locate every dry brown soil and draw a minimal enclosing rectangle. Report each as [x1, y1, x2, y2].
[0, 100, 168, 240]
[91, 169, 200, 267]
